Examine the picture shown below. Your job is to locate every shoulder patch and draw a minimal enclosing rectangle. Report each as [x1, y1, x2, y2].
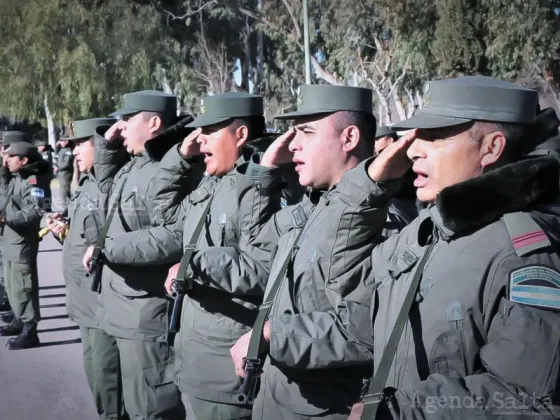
[510, 265, 560, 310]
[65, 150, 73, 156]
[292, 205, 307, 227]
[31, 187, 45, 198]
[280, 197, 288, 209]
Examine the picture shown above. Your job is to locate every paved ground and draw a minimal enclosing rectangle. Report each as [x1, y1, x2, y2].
[0, 182, 98, 420]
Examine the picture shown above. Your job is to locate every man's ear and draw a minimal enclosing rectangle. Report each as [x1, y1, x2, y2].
[340, 125, 361, 153]
[235, 124, 249, 148]
[21, 156, 29, 166]
[480, 131, 507, 168]
[149, 115, 163, 134]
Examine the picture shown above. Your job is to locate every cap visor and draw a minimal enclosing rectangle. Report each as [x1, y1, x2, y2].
[390, 114, 471, 130]
[186, 116, 231, 128]
[66, 136, 91, 142]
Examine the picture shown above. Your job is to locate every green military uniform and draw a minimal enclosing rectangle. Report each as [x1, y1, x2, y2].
[0, 137, 51, 350]
[55, 141, 74, 209]
[94, 90, 202, 420]
[57, 118, 126, 420]
[35, 138, 55, 183]
[151, 93, 304, 420]
[0, 133, 10, 314]
[208, 86, 398, 419]
[359, 77, 560, 419]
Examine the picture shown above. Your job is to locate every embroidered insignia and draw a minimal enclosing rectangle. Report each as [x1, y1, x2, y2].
[200, 99, 206, 114]
[307, 248, 318, 263]
[510, 265, 560, 310]
[31, 187, 44, 198]
[280, 198, 287, 209]
[292, 205, 307, 227]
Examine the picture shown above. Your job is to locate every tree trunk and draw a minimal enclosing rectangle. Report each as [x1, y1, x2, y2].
[393, 90, 407, 122]
[44, 95, 57, 148]
[256, 0, 264, 94]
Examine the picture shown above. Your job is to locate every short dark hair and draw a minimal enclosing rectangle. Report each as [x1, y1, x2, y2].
[469, 121, 532, 163]
[228, 116, 266, 142]
[142, 111, 175, 129]
[332, 111, 377, 158]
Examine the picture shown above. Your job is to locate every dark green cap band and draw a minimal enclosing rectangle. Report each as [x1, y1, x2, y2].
[187, 92, 264, 128]
[111, 90, 177, 122]
[392, 76, 538, 130]
[63, 118, 117, 141]
[275, 85, 373, 120]
[2, 131, 32, 147]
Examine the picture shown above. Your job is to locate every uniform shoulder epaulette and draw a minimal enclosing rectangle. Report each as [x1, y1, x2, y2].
[502, 211, 551, 256]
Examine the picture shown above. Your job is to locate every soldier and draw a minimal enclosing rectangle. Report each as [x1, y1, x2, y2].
[54, 137, 74, 210]
[0, 133, 10, 316]
[35, 137, 55, 175]
[158, 92, 303, 420]
[227, 85, 406, 419]
[353, 76, 560, 419]
[81, 90, 203, 420]
[0, 137, 51, 350]
[45, 117, 127, 420]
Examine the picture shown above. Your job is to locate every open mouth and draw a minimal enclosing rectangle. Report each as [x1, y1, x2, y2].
[413, 168, 429, 187]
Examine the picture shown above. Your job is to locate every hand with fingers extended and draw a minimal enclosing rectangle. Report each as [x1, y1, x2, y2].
[180, 128, 202, 158]
[260, 128, 296, 167]
[104, 120, 126, 142]
[368, 129, 417, 182]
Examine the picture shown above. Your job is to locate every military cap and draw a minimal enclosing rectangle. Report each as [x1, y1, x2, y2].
[275, 85, 373, 120]
[375, 125, 399, 140]
[391, 76, 538, 130]
[4, 141, 37, 157]
[2, 131, 32, 147]
[62, 118, 117, 141]
[110, 90, 177, 122]
[35, 138, 48, 147]
[187, 92, 264, 128]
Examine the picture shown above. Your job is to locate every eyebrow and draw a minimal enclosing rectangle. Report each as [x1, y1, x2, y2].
[294, 124, 316, 130]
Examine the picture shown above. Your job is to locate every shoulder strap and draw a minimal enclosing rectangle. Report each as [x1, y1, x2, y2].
[176, 192, 214, 282]
[245, 226, 305, 365]
[361, 239, 436, 420]
[502, 211, 550, 257]
[94, 179, 127, 251]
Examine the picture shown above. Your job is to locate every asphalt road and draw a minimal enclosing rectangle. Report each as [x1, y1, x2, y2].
[0, 181, 99, 420]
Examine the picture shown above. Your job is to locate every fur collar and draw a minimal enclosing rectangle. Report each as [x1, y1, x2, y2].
[434, 156, 559, 236]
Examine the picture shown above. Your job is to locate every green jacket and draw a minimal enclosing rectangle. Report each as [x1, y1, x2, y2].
[152, 136, 304, 404]
[93, 128, 203, 341]
[366, 156, 560, 419]
[217, 157, 398, 417]
[2, 158, 51, 262]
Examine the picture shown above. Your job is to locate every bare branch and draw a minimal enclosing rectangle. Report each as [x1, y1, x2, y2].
[280, 0, 302, 40]
[162, 1, 217, 21]
[311, 56, 340, 85]
[388, 57, 410, 99]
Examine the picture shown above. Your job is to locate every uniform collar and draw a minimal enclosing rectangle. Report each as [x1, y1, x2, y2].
[427, 156, 559, 239]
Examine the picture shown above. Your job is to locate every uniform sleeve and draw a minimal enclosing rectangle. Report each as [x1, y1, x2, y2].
[5, 184, 45, 228]
[93, 131, 130, 193]
[57, 149, 74, 171]
[151, 145, 204, 225]
[268, 161, 400, 370]
[102, 223, 184, 266]
[386, 253, 560, 419]
[101, 174, 184, 267]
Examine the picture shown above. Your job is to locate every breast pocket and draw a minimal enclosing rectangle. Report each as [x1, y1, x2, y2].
[121, 190, 150, 230]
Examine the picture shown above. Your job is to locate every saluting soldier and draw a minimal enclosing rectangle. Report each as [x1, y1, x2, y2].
[227, 85, 405, 419]
[158, 93, 303, 420]
[353, 76, 560, 419]
[0, 136, 51, 350]
[82, 90, 203, 420]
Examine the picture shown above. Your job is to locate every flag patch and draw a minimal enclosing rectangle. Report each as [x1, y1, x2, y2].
[31, 187, 45, 198]
[510, 265, 560, 310]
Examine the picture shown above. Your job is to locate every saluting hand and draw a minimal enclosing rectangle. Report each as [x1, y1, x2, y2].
[260, 128, 296, 167]
[165, 262, 180, 295]
[180, 128, 202, 157]
[368, 129, 417, 182]
[104, 120, 126, 142]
